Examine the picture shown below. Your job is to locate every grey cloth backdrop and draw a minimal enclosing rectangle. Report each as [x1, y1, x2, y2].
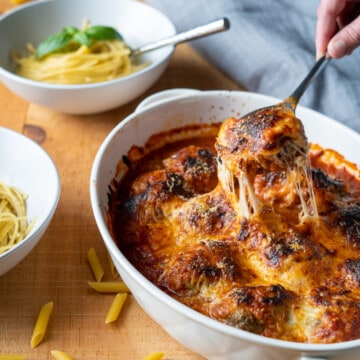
[148, 0, 360, 134]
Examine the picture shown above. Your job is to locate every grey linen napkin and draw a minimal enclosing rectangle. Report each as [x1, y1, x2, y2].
[148, 0, 360, 134]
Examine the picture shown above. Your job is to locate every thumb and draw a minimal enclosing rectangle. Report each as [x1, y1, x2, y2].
[327, 15, 360, 58]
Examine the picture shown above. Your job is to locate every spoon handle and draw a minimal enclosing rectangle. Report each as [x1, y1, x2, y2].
[288, 54, 330, 108]
[131, 18, 230, 57]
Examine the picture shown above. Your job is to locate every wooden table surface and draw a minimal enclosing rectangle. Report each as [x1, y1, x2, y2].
[0, 1, 244, 359]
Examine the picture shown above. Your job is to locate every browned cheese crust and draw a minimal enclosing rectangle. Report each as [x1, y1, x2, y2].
[108, 122, 360, 344]
[216, 105, 308, 175]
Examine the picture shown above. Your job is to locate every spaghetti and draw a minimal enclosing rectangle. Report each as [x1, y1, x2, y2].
[0, 181, 35, 254]
[13, 40, 147, 85]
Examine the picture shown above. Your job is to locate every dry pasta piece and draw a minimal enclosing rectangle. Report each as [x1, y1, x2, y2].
[11, 0, 30, 4]
[107, 252, 119, 278]
[88, 281, 130, 293]
[0, 355, 27, 360]
[143, 352, 165, 360]
[50, 350, 73, 360]
[105, 293, 128, 324]
[87, 247, 104, 282]
[31, 301, 54, 348]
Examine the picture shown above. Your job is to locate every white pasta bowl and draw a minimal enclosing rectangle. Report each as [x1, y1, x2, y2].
[90, 89, 360, 360]
[0, 127, 60, 277]
[0, 0, 175, 114]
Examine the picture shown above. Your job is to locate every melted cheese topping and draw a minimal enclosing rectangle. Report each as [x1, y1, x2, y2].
[108, 123, 360, 344]
[216, 108, 317, 221]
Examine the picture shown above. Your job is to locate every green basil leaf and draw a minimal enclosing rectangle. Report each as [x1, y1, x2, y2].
[85, 26, 123, 41]
[35, 32, 73, 59]
[63, 26, 79, 36]
[73, 31, 92, 47]
[34, 24, 123, 60]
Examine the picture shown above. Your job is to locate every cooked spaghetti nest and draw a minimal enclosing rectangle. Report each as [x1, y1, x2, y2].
[13, 40, 148, 85]
[0, 181, 35, 254]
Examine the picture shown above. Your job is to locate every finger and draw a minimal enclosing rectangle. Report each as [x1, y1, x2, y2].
[315, 0, 347, 57]
[327, 14, 360, 58]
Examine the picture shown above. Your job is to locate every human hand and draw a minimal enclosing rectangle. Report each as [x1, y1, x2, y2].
[316, 0, 360, 59]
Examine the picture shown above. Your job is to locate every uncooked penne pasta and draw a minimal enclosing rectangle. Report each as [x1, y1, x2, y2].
[88, 281, 130, 293]
[0, 355, 27, 360]
[107, 252, 119, 278]
[105, 293, 128, 324]
[11, 0, 30, 4]
[31, 301, 54, 348]
[143, 352, 165, 360]
[87, 247, 104, 282]
[50, 350, 73, 360]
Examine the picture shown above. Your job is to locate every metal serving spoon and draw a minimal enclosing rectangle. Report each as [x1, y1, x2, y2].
[130, 17, 230, 57]
[283, 54, 329, 113]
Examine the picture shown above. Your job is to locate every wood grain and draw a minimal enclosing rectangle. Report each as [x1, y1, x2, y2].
[0, 3, 244, 358]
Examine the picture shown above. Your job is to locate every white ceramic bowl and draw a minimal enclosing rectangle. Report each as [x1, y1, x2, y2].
[0, 0, 175, 114]
[90, 89, 360, 360]
[0, 127, 60, 276]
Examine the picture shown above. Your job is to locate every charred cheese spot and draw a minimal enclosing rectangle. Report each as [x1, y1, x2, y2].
[166, 172, 194, 199]
[302, 287, 360, 343]
[175, 190, 236, 236]
[163, 145, 218, 194]
[218, 284, 293, 338]
[159, 245, 221, 295]
[264, 234, 330, 267]
[320, 203, 360, 250]
[310, 143, 360, 193]
[122, 170, 184, 223]
[343, 258, 360, 286]
[312, 168, 345, 192]
[237, 218, 250, 241]
[234, 284, 289, 306]
[158, 241, 251, 296]
[311, 168, 346, 214]
[335, 204, 360, 247]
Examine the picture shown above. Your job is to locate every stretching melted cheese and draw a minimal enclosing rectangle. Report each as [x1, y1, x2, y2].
[108, 119, 360, 344]
[216, 105, 317, 219]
